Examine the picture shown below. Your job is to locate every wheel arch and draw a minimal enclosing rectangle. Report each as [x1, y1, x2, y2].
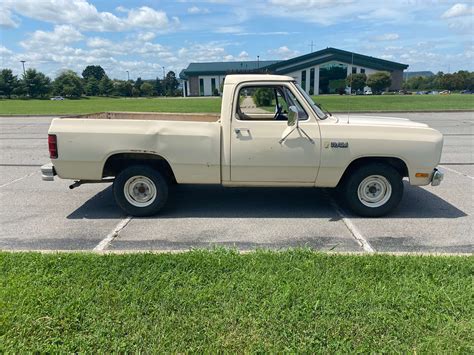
[102, 152, 176, 184]
[337, 156, 409, 187]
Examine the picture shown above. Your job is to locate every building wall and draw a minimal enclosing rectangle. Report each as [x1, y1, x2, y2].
[185, 62, 405, 96]
[390, 70, 404, 90]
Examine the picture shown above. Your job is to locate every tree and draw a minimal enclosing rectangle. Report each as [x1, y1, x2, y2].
[163, 71, 179, 96]
[82, 65, 106, 81]
[0, 69, 19, 98]
[132, 87, 140, 97]
[346, 73, 367, 92]
[98, 75, 114, 96]
[84, 77, 100, 96]
[116, 80, 133, 96]
[367, 71, 392, 93]
[22, 68, 51, 98]
[140, 82, 154, 96]
[53, 70, 83, 98]
[154, 77, 163, 96]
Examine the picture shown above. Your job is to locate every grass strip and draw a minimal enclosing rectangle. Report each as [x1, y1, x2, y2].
[0, 94, 472, 115]
[1, 250, 473, 352]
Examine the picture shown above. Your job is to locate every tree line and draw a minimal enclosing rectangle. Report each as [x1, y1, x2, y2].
[0, 65, 182, 99]
[402, 70, 474, 91]
[345, 70, 473, 94]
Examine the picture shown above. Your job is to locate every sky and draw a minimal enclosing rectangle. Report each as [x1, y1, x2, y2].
[0, 0, 473, 80]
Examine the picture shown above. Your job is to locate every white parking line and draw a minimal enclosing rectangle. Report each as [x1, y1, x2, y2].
[93, 216, 133, 251]
[329, 198, 375, 253]
[0, 172, 36, 188]
[440, 165, 474, 180]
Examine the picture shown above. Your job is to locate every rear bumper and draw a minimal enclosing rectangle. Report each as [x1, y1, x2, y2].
[431, 168, 444, 186]
[41, 163, 56, 181]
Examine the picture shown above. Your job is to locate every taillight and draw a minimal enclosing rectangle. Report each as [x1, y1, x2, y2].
[48, 134, 58, 159]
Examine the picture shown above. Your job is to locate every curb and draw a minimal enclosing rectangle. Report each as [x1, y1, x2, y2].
[1, 249, 472, 256]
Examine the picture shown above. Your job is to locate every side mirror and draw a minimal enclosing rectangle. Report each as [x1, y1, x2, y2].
[287, 106, 298, 126]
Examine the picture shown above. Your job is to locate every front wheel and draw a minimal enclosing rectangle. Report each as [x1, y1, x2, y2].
[341, 163, 403, 217]
[113, 165, 169, 217]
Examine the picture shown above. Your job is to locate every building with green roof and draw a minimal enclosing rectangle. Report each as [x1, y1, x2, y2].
[179, 47, 408, 96]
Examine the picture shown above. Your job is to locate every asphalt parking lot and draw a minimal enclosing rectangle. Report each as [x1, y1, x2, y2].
[0, 112, 472, 253]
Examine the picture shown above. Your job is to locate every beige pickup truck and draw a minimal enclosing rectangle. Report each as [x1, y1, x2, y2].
[42, 74, 444, 217]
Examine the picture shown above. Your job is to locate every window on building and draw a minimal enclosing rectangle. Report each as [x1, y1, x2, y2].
[360, 68, 365, 74]
[199, 78, 204, 96]
[352, 67, 357, 74]
[236, 85, 308, 121]
[211, 78, 216, 95]
[301, 70, 306, 91]
[309, 68, 315, 95]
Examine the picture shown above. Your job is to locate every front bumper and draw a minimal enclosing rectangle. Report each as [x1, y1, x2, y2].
[41, 163, 56, 181]
[431, 168, 444, 186]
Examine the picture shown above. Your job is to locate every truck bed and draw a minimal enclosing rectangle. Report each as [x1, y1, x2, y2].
[66, 112, 220, 122]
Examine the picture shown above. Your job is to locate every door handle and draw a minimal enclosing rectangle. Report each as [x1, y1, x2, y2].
[234, 128, 249, 135]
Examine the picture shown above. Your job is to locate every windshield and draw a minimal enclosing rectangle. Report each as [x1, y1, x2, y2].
[294, 83, 329, 120]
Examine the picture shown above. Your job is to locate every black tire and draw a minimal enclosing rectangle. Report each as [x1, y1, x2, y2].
[113, 165, 169, 217]
[341, 163, 403, 217]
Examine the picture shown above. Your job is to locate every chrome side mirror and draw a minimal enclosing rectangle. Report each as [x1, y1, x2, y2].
[287, 106, 298, 126]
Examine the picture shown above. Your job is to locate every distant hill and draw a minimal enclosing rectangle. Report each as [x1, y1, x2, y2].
[403, 71, 435, 79]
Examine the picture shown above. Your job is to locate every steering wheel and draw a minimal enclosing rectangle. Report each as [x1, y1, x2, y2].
[273, 105, 283, 120]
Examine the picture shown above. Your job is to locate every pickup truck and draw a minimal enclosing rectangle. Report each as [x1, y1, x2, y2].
[41, 74, 444, 217]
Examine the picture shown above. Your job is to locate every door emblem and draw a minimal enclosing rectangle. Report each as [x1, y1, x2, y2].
[330, 141, 349, 148]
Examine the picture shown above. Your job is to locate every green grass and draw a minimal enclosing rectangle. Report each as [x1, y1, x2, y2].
[1, 250, 472, 352]
[0, 94, 472, 115]
[0, 96, 222, 115]
[316, 93, 474, 112]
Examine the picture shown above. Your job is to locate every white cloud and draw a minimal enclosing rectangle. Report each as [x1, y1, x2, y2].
[2, 0, 179, 32]
[0, 45, 13, 56]
[86, 37, 114, 49]
[267, 46, 300, 59]
[125, 6, 173, 29]
[21, 25, 84, 50]
[238, 51, 249, 59]
[441, 3, 474, 18]
[0, 8, 19, 28]
[136, 32, 157, 42]
[187, 6, 210, 14]
[441, 3, 474, 30]
[268, 0, 354, 9]
[215, 26, 244, 33]
[373, 33, 399, 41]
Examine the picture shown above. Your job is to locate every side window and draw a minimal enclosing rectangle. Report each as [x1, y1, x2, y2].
[236, 86, 308, 121]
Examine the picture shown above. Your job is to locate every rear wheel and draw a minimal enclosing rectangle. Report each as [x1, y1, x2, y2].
[341, 163, 403, 217]
[113, 165, 168, 217]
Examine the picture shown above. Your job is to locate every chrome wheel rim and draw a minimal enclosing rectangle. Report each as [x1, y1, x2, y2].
[123, 176, 157, 207]
[357, 175, 392, 208]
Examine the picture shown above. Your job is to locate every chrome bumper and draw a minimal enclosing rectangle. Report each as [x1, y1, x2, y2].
[41, 163, 56, 181]
[431, 168, 444, 186]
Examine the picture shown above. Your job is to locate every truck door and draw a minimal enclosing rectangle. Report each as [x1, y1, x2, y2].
[230, 83, 320, 183]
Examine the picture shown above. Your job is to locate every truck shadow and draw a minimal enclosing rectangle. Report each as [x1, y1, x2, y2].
[67, 182, 466, 220]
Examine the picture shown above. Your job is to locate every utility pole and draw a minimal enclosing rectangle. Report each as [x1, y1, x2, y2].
[162, 66, 165, 79]
[257, 55, 260, 69]
[309, 41, 314, 53]
[20, 60, 26, 75]
[126, 70, 129, 81]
